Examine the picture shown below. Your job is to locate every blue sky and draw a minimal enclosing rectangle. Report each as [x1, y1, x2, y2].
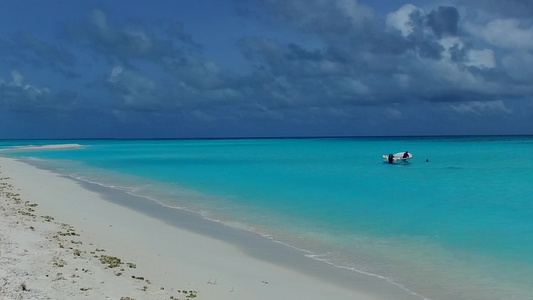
[1, 0, 532, 138]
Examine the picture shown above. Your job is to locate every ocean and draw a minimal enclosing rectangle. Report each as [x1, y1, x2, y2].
[2, 136, 533, 300]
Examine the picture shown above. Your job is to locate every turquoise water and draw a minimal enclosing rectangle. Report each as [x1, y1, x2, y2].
[2, 137, 533, 299]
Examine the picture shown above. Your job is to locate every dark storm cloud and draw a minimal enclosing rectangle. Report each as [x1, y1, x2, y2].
[0, 33, 79, 78]
[161, 54, 239, 90]
[60, 2, 521, 125]
[3, 1, 530, 138]
[68, 9, 237, 92]
[403, 10, 445, 60]
[236, 2, 427, 98]
[2, 0, 533, 139]
[64, 9, 178, 66]
[0, 71, 78, 113]
[233, 0, 533, 126]
[63, 9, 251, 118]
[240, 1, 453, 60]
[286, 44, 323, 62]
[239, 37, 329, 77]
[263, 0, 373, 35]
[165, 22, 202, 50]
[427, 6, 460, 38]
[28, 1, 531, 127]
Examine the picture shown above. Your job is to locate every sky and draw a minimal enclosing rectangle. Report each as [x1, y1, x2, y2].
[1, 0, 533, 138]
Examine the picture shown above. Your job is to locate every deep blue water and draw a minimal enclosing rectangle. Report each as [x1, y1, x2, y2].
[2, 136, 533, 299]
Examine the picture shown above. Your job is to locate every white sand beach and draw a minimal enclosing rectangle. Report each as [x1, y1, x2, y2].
[0, 156, 419, 300]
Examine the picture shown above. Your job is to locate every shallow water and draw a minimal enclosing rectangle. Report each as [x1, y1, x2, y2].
[2, 136, 533, 299]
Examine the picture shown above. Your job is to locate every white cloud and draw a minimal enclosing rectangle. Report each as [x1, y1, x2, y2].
[386, 4, 424, 37]
[90, 9, 113, 40]
[11, 70, 24, 86]
[393, 73, 411, 89]
[0, 70, 78, 114]
[1, 70, 50, 97]
[501, 51, 533, 80]
[451, 100, 512, 115]
[336, 78, 370, 97]
[385, 107, 404, 120]
[124, 28, 153, 54]
[108, 66, 124, 81]
[336, 0, 374, 25]
[467, 19, 533, 49]
[424, 58, 479, 88]
[319, 60, 344, 75]
[439, 36, 464, 59]
[106, 67, 158, 108]
[434, 28, 495, 70]
[464, 49, 496, 69]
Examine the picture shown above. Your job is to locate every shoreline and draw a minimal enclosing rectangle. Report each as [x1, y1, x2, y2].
[0, 156, 420, 299]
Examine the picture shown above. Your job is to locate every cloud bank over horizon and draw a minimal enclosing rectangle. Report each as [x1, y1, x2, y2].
[1, 0, 532, 138]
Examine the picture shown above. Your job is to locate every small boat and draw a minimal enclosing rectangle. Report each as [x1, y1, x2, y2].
[383, 152, 412, 164]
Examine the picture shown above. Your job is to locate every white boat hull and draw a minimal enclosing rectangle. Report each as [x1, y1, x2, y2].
[383, 152, 412, 163]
